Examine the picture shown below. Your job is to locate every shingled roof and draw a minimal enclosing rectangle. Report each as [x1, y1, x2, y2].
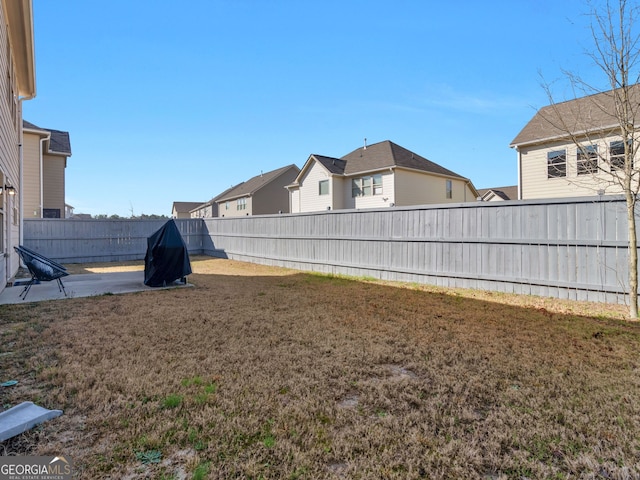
[338, 140, 466, 178]
[23, 120, 72, 155]
[216, 164, 300, 202]
[173, 201, 205, 214]
[477, 185, 518, 201]
[312, 155, 347, 174]
[510, 85, 640, 148]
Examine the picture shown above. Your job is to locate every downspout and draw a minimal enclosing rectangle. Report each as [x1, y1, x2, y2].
[39, 135, 47, 218]
[17, 95, 35, 253]
[515, 146, 522, 200]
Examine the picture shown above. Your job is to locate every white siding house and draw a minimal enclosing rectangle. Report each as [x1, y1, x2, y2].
[287, 140, 477, 213]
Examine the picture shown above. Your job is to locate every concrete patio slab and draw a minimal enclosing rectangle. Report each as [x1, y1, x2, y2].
[0, 271, 192, 305]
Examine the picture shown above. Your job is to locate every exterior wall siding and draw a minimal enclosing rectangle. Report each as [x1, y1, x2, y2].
[0, 4, 23, 288]
[298, 162, 333, 212]
[252, 167, 298, 215]
[219, 195, 253, 218]
[394, 169, 474, 206]
[290, 189, 300, 213]
[22, 130, 40, 217]
[342, 171, 394, 210]
[23, 196, 639, 305]
[43, 154, 65, 216]
[519, 134, 633, 199]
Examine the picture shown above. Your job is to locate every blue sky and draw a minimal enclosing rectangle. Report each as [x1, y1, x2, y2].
[24, 0, 604, 217]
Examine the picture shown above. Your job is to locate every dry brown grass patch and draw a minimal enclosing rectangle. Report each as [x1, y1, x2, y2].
[1, 256, 639, 479]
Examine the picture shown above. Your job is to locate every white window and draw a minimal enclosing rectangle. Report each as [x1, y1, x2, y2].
[225, 201, 230, 210]
[237, 198, 247, 210]
[319, 180, 329, 195]
[352, 174, 383, 197]
[446, 179, 453, 199]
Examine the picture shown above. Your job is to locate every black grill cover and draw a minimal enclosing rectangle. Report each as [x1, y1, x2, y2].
[144, 219, 192, 287]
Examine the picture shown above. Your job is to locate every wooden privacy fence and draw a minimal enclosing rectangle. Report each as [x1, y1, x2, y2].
[24, 196, 634, 304]
[23, 218, 205, 263]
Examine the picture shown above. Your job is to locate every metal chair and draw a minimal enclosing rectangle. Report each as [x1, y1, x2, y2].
[13, 246, 69, 300]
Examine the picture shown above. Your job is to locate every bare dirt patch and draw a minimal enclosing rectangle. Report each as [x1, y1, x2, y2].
[1, 256, 639, 478]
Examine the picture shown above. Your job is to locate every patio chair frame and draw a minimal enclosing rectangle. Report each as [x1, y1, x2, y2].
[13, 246, 69, 300]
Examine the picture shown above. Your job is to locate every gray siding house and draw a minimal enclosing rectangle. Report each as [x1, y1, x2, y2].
[217, 164, 300, 217]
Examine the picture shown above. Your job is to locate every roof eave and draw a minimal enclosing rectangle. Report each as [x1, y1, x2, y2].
[393, 165, 467, 181]
[47, 149, 72, 157]
[3, 0, 36, 99]
[216, 193, 252, 203]
[510, 123, 622, 149]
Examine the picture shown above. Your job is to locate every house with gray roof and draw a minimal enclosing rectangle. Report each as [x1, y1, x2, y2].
[477, 185, 518, 202]
[216, 164, 300, 217]
[172, 201, 205, 219]
[510, 86, 640, 199]
[286, 140, 478, 213]
[22, 120, 72, 219]
[189, 183, 243, 218]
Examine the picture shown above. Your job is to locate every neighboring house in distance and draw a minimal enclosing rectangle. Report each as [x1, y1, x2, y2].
[477, 185, 518, 202]
[0, 0, 36, 291]
[510, 86, 640, 199]
[189, 199, 214, 219]
[286, 140, 478, 213]
[190, 183, 243, 218]
[217, 165, 300, 217]
[22, 120, 72, 218]
[172, 201, 205, 219]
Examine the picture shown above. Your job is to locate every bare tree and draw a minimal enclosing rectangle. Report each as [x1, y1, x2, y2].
[539, 0, 640, 318]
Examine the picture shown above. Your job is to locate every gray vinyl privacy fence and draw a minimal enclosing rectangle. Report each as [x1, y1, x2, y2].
[24, 195, 635, 305]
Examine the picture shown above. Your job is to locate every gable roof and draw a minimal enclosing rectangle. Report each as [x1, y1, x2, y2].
[477, 185, 518, 201]
[339, 140, 466, 179]
[292, 140, 470, 187]
[510, 85, 640, 148]
[191, 182, 245, 211]
[216, 164, 300, 202]
[23, 120, 72, 155]
[172, 201, 205, 213]
[313, 155, 347, 174]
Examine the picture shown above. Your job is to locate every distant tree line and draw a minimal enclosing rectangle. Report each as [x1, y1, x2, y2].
[90, 213, 170, 220]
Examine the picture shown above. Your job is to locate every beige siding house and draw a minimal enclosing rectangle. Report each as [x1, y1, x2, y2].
[22, 120, 71, 218]
[217, 165, 300, 217]
[0, 0, 36, 291]
[511, 86, 640, 199]
[190, 183, 242, 218]
[172, 201, 205, 219]
[287, 140, 478, 213]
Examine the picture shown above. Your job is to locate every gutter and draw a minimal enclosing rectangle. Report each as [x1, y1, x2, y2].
[18, 98, 35, 248]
